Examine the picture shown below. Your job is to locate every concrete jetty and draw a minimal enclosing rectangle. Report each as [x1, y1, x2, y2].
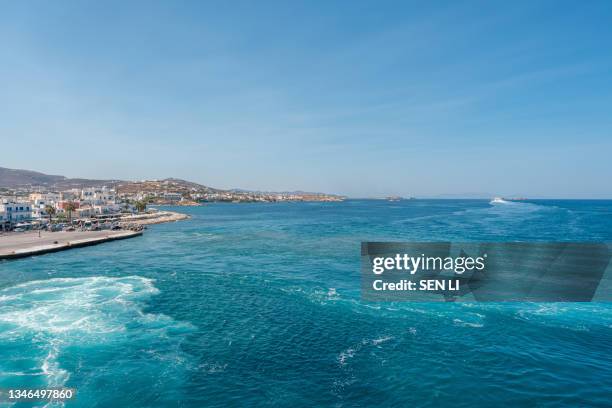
[0, 230, 142, 260]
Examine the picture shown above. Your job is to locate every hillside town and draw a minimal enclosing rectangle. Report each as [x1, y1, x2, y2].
[0, 186, 136, 232]
[114, 178, 345, 204]
[0, 179, 344, 231]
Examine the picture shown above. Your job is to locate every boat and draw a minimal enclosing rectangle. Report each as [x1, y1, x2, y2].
[387, 196, 402, 202]
[490, 197, 507, 204]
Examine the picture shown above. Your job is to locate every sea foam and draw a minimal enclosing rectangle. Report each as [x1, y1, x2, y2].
[0, 276, 192, 390]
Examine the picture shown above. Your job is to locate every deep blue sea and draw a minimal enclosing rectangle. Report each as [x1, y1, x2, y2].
[1, 200, 611, 407]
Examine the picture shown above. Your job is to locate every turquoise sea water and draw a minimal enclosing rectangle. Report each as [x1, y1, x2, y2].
[0, 199, 611, 407]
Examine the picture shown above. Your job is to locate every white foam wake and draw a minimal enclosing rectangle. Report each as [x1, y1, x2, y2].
[490, 197, 509, 204]
[0, 276, 189, 389]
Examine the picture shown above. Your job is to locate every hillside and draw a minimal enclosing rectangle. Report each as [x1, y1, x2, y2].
[0, 167, 66, 187]
[0, 167, 220, 193]
[115, 178, 220, 195]
[0, 166, 343, 201]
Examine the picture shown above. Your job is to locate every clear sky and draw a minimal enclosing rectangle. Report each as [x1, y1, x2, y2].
[1, 1, 611, 198]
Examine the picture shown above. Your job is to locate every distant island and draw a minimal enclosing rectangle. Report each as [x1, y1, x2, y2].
[0, 166, 345, 204]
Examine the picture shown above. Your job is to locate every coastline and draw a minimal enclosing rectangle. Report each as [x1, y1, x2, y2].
[0, 210, 189, 260]
[119, 210, 190, 225]
[0, 230, 143, 260]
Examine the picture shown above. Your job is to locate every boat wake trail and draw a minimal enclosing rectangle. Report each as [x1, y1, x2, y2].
[0, 276, 194, 397]
[490, 197, 510, 205]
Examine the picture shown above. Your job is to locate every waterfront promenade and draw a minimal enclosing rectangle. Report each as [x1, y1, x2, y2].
[0, 230, 142, 260]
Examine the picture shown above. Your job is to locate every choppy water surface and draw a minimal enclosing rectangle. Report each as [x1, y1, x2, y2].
[1, 200, 611, 407]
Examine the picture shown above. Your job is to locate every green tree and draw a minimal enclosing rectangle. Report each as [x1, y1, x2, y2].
[65, 202, 77, 224]
[44, 205, 56, 226]
[135, 200, 147, 213]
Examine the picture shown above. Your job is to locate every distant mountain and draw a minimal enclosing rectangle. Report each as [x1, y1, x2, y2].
[0, 166, 218, 192]
[228, 188, 341, 197]
[162, 178, 219, 192]
[0, 166, 339, 199]
[0, 166, 121, 189]
[0, 167, 66, 187]
[115, 178, 221, 195]
[0, 166, 234, 195]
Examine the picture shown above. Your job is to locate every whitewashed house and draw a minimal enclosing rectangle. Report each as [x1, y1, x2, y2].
[0, 200, 32, 230]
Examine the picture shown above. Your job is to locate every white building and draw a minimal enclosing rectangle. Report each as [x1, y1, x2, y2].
[29, 192, 61, 203]
[61, 190, 79, 201]
[27, 192, 64, 220]
[80, 206, 95, 218]
[0, 200, 32, 230]
[31, 206, 48, 219]
[163, 192, 183, 202]
[81, 187, 116, 205]
[93, 203, 121, 214]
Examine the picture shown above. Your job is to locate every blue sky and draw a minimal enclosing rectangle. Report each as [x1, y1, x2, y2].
[1, 1, 611, 197]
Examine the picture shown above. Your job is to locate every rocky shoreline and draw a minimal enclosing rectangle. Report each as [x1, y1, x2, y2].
[119, 210, 191, 226]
